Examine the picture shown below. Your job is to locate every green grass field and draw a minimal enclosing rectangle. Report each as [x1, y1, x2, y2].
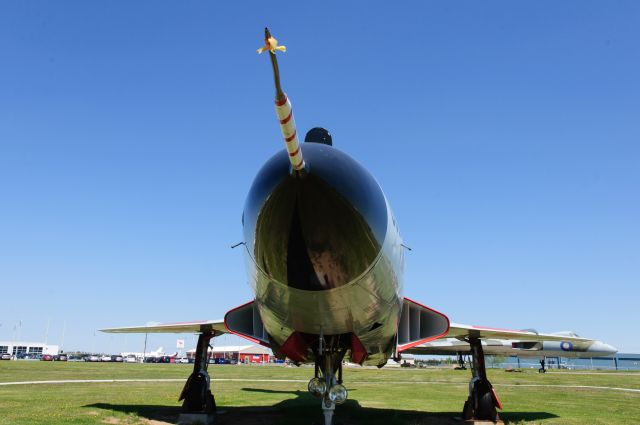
[1, 362, 639, 424]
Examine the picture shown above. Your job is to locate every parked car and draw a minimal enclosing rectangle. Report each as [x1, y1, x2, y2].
[55, 354, 68, 361]
[124, 355, 137, 363]
[85, 355, 100, 362]
[111, 355, 124, 362]
[67, 355, 84, 362]
[42, 354, 54, 361]
[1, 353, 11, 360]
[100, 355, 112, 362]
[176, 357, 189, 364]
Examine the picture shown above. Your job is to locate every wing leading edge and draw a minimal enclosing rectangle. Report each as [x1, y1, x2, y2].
[100, 320, 227, 336]
[446, 323, 591, 343]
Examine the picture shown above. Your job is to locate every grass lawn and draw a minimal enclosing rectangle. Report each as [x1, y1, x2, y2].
[1, 362, 639, 424]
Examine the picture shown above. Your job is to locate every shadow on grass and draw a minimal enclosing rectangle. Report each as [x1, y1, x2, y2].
[87, 387, 558, 425]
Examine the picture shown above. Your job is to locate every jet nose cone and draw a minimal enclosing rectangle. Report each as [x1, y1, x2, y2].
[590, 341, 618, 355]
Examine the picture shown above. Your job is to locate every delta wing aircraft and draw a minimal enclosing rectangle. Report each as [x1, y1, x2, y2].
[101, 29, 615, 424]
[409, 329, 616, 372]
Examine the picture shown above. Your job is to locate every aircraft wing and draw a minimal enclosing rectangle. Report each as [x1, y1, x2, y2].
[445, 323, 591, 343]
[100, 320, 227, 336]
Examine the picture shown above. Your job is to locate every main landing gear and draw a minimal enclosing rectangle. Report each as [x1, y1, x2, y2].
[178, 331, 216, 425]
[462, 337, 502, 423]
[307, 336, 349, 425]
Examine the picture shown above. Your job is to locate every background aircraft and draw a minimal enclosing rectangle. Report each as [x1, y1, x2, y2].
[102, 29, 612, 425]
[120, 346, 165, 361]
[406, 328, 617, 372]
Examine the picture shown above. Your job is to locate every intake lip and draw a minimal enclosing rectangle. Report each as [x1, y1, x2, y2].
[243, 143, 388, 290]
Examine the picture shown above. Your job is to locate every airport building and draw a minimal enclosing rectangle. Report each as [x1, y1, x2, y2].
[0, 341, 59, 357]
[186, 344, 271, 364]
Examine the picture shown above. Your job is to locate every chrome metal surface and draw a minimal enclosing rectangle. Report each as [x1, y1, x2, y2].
[242, 143, 405, 365]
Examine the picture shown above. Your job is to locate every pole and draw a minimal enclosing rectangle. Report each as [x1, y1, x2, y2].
[45, 318, 50, 345]
[11, 323, 16, 358]
[143, 332, 148, 363]
[60, 320, 66, 352]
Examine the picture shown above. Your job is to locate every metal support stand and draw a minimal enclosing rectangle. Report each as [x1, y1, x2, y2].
[321, 353, 338, 425]
[178, 331, 215, 425]
[462, 338, 501, 422]
[322, 398, 336, 425]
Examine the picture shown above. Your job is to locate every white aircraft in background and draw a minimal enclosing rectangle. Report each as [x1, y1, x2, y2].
[409, 329, 616, 372]
[120, 346, 165, 361]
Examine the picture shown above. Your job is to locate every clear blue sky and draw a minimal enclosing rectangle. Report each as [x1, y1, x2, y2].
[1, 1, 638, 354]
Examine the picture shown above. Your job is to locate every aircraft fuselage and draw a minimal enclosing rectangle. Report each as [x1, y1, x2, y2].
[242, 143, 405, 365]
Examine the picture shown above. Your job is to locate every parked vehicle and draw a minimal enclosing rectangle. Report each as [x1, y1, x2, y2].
[42, 354, 54, 361]
[100, 355, 112, 362]
[67, 355, 84, 362]
[85, 355, 100, 362]
[55, 354, 68, 361]
[124, 355, 137, 363]
[0, 354, 11, 360]
[111, 355, 124, 362]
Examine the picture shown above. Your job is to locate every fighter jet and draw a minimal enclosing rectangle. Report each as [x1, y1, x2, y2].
[101, 28, 616, 424]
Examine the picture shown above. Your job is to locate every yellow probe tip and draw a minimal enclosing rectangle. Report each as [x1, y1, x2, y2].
[257, 34, 286, 54]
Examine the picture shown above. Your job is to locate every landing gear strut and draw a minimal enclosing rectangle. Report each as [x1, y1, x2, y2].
[307, 336, 348, 425]
[178, 331, 215, 424]
[462, 337, 501, 422]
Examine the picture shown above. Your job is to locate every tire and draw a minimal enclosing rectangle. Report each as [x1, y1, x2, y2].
[462, 398, 473, 420]
[477, 390, 499, 421]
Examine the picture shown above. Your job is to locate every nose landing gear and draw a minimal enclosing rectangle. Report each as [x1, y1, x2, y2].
[307, 338, 348, 425]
